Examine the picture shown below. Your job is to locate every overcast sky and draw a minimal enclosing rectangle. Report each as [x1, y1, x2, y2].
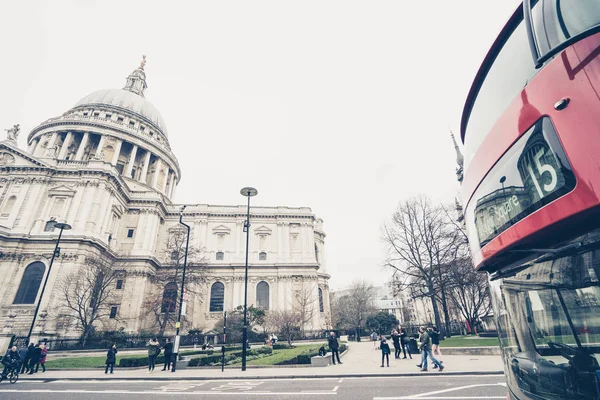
[0, 0, 521, 290]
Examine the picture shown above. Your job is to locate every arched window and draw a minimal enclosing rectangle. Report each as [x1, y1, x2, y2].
[13, 262, 46, 304]
[210, 282, 225, 312]
[259, 251, 267, 261]
[256, 281, 269, 310]
[216, 252, 224, 261]
[1, 195, 16, 217]
[318, 288, 324, 313]
[161, 282, 178, 313]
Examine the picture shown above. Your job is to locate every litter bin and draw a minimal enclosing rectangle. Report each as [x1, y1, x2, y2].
[408, 338, 419, 354]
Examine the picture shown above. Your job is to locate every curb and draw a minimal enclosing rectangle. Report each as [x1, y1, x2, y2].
[19, 370, 505, 382]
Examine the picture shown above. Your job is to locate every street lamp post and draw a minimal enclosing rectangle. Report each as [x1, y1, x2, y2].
[172, 205, 190, 373]
[240, 186, 257, 372]
[27, 220, 72, 344]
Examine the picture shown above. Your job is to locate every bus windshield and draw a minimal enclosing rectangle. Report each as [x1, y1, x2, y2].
[490, 228, 600, 399]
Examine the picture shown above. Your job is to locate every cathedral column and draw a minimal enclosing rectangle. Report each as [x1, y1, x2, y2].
[277, 222, 283, 261]
[95, 135, 106, 159]
[140, 151, 151, 183]
[168, 175, 176, 198]
[125, 145, 138, 178]
[161, 168, 170, 194]
[57, 132, 73, 159]
[28, 138, 39, 154]
[151, 158, 162, 189]
[111, 139, 123, 166]
[75, 132, 90, 161]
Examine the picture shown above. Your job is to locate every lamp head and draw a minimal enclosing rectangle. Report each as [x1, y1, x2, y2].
[240, 187, 258, 197]
[51, 220, 72, 230]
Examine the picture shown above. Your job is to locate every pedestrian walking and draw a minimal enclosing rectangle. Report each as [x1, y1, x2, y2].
[18, 343, 28, 373]
[400, 327, 412, 359]
[35, 344, 48, 373]
[416, 326, 443, 372]
[430, 327, 443, 368]
[380, 338, 391, 367]
[105, 344, 118, 374]
[28, 344, 42, 374]
[391, 329, 401, 359]
[328, 331, 342, 365]
[22, 343, 34, 374]
[146, 337, 160, 373]
[370, 331, 378, 348]
[161, 338, 173, 371]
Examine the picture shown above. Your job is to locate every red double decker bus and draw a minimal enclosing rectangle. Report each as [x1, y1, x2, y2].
[461, 1, 600, 399]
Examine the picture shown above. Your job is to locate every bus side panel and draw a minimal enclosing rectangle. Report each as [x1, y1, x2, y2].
[463, 33, 600, 268]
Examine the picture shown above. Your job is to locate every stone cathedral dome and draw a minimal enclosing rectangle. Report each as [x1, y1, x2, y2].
[72, 56, 169, 137]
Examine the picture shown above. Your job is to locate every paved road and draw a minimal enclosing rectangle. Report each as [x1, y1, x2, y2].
[0, 375, 507, 399]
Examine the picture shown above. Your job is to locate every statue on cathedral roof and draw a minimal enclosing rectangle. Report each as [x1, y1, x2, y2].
[140, 55, 146, 70]
[4, 124, 20, 144]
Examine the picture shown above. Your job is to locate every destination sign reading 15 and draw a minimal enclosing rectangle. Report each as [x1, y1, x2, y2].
[465, 117, 576, 251]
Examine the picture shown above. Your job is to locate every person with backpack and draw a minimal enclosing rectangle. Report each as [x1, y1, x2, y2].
[416, 326, 443, 372]
[146, 337, 160, 373]
[28, 344, 42, 374]
[105, 344, 118, 374]
[380, 338, 391, 367]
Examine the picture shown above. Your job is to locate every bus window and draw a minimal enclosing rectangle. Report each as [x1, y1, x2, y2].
[531, 0, 600, 59]
[464, 20, 537, 169]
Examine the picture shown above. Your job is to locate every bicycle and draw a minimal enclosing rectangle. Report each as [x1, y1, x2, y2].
[0, 364, 20, 384]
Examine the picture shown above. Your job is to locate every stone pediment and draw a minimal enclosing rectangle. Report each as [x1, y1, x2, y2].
[212, 225, 231, 234]
[48, 185, 76, 197]
[255, 225, 272, 235]
[0, 142, 49, 168]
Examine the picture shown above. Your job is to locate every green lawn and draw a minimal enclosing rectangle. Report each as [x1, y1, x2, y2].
[44, 349, 225, 369]
[233, 344, 325, 366]
[440, 335, 499, 347]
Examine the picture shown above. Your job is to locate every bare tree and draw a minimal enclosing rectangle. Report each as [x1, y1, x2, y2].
[294, 286, 318, 338]
[445, 256, 492, 334]
[331, 280, 376, 341]
[267, 310, 301, 346]
[143, 226, 207, 336]
[57, 256, 122, 347]
[382, 195, 457, 337]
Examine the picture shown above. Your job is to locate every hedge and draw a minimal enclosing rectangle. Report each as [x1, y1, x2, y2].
[272, 343, 292, 350]
[280, 344, 348, 365]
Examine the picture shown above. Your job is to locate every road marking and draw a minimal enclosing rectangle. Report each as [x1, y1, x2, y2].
[409, 384, 504, 398]
[374, 397, 505, 400]
[338, 378, 344, 383]
[344, 374, 503, 381]
[155, 383, 204, 391]
[333, 386, 339, 392]
[0, 389, 337, 396]
[210, 381, 264, 391]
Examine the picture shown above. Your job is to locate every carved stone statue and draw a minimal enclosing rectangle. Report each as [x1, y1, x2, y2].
[4, 124, 20, 144]
[45, 144, 59, 158]
[92, 149, 106, 161]
[140, 55, 146, 70]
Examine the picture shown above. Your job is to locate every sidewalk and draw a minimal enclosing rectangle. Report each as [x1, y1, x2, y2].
[19, 341, 505, 381]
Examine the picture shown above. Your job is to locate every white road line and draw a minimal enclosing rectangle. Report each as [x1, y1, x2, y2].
[344, 375, 503, 381]
[0, 389, 337, 396]
[373, 397, 505, 400]
[409, 383, 506, 398]
[333, 386, 339, 392]
[338, 378, 344, 383]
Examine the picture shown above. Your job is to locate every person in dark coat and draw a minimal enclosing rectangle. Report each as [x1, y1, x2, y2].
[21, 343, 34, 374]
[400, 328, 412, 359]
[380, 338, 391, 367]
[391, 329, 401, 359]
[105, 344, 117, 374]
[28, 344, 42, 374]
[18, 343, 28, 373]
[35, 344, 48, 373]
[327, 331, 342, 365]
[161, 338, 173, 371]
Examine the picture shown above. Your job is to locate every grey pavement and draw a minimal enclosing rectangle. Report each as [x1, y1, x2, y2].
[18, 341, 504, 381]
[0, 375, 509, 399]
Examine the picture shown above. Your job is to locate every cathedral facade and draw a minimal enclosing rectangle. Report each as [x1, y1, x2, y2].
[0, 61, 331, 350]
